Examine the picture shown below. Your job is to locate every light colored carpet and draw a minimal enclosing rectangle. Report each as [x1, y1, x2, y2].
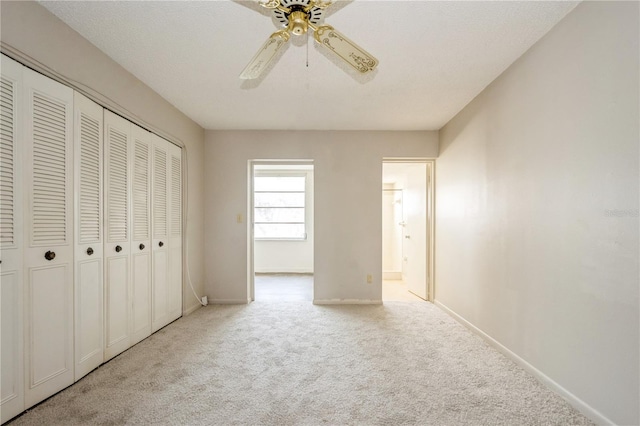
[9, 302, 593, 425]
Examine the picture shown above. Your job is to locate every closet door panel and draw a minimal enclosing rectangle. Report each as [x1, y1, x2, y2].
[0, 54, 24, 423]
[105, 256, 129, 349]
[168, 143, 182, 320]
[73, 92, 104, 380]
[131, 124, 152, 345]
[151, 135, 169, 332]
[29, 266, 69, 382]
[22, 66, 74, 408]
[1, 270, 22, 423]
[103, 110, 131, 361]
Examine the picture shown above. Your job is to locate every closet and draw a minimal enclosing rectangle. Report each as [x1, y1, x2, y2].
[0, 54, 184, 424]
[23, 62, 75, 409]
[131, 125, 152, 346]
[104, 111, 133, 361]
[74, 92, 104, 380]
[151, 135, 182, 332]
[1, 51, 25, 425]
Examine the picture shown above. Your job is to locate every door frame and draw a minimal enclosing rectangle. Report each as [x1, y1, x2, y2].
[382, 158, 435, 302]
[247, 159, 314, 302]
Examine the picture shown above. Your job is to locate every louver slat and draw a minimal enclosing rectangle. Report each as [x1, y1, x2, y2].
[108, 128, 128, 242]
[133, 140, 149, 240]
[153, 147, 166, 237]
[31, 93, 67, 244]
[0, 77, 15, 245]
[79, 113, 101, 243]
[170, 154, 181, 237]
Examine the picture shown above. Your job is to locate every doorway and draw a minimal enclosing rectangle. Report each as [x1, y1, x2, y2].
[382, 160, 434, 301]
[248, 161, 314, 302]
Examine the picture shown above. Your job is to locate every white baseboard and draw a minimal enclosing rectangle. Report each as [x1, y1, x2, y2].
[313, 299, 382, 305]
[210, 299, 250, 305]
[434, 300, 614, 426]
[183, 303, 201, 316]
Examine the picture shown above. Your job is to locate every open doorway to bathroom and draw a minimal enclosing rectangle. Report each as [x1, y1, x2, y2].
[249, 161, 314, 302]
[382, 160, 435, 302]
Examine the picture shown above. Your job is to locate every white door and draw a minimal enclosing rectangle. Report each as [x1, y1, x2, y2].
[151, 135, 169, 332]
[382, 188, 403, 278]
[22, 66, 75, 408]
[131, 124, 152, 345]
[0, 54, 25, 423]
[73, 92, 104, 380]
[167, 143, 182, 321]
[402, 163, 428, 300]
[103, 110, 131, 361]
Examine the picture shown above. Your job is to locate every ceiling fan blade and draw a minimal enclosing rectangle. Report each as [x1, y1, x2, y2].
[240, 30, 290, 80]
[308, 0, 333, 10]
[312, 25, 377, 74]
[258, 0, 281, 9]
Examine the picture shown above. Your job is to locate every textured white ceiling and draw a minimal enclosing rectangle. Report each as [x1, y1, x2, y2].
[40, 0, 578, 131]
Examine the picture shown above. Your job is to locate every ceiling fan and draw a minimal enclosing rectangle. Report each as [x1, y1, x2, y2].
[240, 0, 378, 79]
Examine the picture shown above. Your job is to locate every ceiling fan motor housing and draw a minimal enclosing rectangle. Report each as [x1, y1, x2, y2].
[273, 0, 325, 34]
[288, 11, 308, 35]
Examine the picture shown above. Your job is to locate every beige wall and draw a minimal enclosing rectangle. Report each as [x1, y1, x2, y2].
[1, 1, 206, 314]
[436, 2, 639, 424]
[204, 130, 438, 303]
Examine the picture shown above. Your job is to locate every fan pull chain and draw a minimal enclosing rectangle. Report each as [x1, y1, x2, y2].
[306, 31, 309, 68]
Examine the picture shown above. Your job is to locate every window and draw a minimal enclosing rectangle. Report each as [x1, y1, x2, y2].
[254, 174, 306, 240]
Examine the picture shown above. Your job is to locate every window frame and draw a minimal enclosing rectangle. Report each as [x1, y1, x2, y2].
[253, 171, 307, 241]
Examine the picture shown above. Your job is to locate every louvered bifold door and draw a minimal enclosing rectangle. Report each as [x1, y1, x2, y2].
[103, 110, 132, 361]
[151, 135, 169, 332]
[22, 66, 74, 408]
[73, 93, 104, 380]
[167, 142, 183, 322]
[0, 54, 25, 424]
[131, 124, 152, 345]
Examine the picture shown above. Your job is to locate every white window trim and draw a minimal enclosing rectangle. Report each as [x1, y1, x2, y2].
[254, 171, 307, 241]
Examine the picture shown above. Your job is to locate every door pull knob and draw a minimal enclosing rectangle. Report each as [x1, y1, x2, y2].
[87, 247, 94, 255]
[44, 251, 56, 261]
[139, 243, 145, 250]
[115, 245, 122, 253]
[159, 241, 164, 247]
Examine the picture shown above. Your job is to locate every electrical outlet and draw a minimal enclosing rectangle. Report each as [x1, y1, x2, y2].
[236, 214, 243, 223]
[367, 274, 373, 284]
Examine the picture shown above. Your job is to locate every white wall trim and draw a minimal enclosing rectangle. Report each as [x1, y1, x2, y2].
[434, 300, 614, 426]
[210, 299, 250, 305]
[183, 303, 201, 316]
[313, 299, 383, 305]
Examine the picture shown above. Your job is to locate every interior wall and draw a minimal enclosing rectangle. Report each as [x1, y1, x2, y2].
[0, 1, 206, 314]
[204, 131, 438, 303]
[254, 168, 314, 274]
[435, 2, 639, 424]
